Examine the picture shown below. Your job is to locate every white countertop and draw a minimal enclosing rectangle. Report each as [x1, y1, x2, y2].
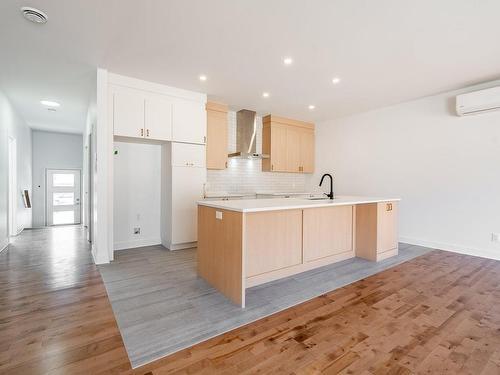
[197, 195, 401, 213]
[255, 191, 313, 196]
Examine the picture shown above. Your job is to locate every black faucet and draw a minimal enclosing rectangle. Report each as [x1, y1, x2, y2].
[319, 173, 334, 199]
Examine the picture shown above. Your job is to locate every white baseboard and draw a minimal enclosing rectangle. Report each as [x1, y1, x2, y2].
[162, 240, 197, 251]
[114, 237, 162, 251]
[400, 237, 500, 261]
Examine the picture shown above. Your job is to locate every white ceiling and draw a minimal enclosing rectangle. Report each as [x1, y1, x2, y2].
[1, 0, 500, 133]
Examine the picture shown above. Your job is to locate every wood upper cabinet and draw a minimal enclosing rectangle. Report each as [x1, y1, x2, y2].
[206, 102, 228, 170]
[300, 128, 315, 173]
[262, 115, 315, 173]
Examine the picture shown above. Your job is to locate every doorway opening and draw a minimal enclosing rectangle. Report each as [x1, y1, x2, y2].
[8, 137, 17, 237]
[46, 169, 81, 225]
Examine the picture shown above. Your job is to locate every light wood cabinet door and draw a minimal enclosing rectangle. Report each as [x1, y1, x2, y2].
[144, 95, 172, 141]
[112, 88, 145, 138]
[303, 206, 353, 262]
[377, 202, 398, 252]
[270, 124, 288, 172]
[245, 210, 302, 277]
[172, 99, 206, 144]
[286, 127, 301, 172]
[300, 128, 315, 173]
[206, 104, 228, 169]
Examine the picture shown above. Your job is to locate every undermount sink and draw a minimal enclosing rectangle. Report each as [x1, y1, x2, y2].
[304, 196, 336, 201]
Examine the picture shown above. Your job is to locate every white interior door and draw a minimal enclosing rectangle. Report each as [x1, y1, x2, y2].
[46, 169, 81, 226]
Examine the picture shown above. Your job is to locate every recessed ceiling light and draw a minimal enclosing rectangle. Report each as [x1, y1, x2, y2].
[40, 100, 60, 107]
[262, 92, 270, 98]
[199, 75, 207, 81]
[21, 7, 48, 24]
[332, 77, 341, 85]
[308, 105, 315, 110]
[283, 57, 293, 65]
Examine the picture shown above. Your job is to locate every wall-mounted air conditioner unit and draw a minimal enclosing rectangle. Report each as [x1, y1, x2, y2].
[456, 86, 500, 116]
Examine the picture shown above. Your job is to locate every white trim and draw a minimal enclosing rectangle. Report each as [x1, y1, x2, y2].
[108, 73, 206, 103]
[162, 240, 197, 251]
[114, 238, 162, 251]
[400, 237, 500, 261]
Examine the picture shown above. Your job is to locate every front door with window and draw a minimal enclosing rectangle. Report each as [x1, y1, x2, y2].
[46, 169, 81, 226]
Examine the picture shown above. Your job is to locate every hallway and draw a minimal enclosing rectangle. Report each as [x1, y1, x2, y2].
[0, 226, 130, 374]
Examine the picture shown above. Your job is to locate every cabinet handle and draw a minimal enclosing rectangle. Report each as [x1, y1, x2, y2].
[386, 203, 393, 211]
[146, 129, 150, 137]
[140, 128, 144, 137]
[271, 164, 274, 171]
[203, 136, 206, 143]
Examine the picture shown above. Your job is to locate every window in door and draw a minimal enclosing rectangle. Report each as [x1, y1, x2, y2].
[46, 169, 81, 226]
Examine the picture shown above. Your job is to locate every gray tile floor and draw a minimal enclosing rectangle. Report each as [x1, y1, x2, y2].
[99, 243, 433, 368]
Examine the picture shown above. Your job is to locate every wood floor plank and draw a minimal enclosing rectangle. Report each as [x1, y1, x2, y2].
[3, 227, 500, 375]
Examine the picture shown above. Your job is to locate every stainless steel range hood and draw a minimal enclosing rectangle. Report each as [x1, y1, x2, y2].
[228, 109, 269, 158]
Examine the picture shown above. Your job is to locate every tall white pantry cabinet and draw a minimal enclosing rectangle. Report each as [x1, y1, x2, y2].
[108, 73, 207, 251]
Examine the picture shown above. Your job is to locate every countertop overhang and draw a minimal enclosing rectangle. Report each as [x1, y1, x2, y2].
[197, 195, 401, 213]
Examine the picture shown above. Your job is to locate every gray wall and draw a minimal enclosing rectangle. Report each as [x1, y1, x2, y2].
[0, 89, 32, 250]
[32, 130, 83, 227]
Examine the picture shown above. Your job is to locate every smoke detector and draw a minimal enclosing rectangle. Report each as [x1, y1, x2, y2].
[21, 7, 48, 24]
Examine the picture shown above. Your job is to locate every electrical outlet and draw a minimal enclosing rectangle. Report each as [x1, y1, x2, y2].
[134, 227, 141, 235]
[492, 233, 500, 243]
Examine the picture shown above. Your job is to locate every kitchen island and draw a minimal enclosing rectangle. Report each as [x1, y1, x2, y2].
[197, 196, 400, 307]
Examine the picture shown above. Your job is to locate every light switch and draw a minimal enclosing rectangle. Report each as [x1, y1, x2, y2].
[215, 211, 223, 220]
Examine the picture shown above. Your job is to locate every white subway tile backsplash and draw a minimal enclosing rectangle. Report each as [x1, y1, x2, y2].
[207, 111, 310, 194]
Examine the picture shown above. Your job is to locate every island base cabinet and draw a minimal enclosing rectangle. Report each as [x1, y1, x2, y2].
[303, 205, 354, 262]
[245, 210, 302, 277]
[197, 206, 244, 307]
[355, 202, 399, 261]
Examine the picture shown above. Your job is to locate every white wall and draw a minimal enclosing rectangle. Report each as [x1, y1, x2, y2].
[32, 130, 83, 227]
[314, 81, 500, 260]
[0, 89, 32, 250]
[207, 111, 310, 194]
[113, 141, 162, 250]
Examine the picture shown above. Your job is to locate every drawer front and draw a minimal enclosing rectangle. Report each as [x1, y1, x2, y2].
[377, 201, 398, 253]
[171, 142, 206, 167]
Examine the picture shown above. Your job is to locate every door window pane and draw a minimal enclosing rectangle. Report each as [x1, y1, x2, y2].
[53, 211, 75, 225]
[53, 173, 74, 187]
[53, 192, 74, 206]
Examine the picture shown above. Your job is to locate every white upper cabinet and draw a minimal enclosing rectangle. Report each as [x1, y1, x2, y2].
[172, 99, 207, 144]
[111, 82, 206, 145]
[144, 95, 173, 141]
[171, 142, 206, 168]
[112, 87, 145, 138]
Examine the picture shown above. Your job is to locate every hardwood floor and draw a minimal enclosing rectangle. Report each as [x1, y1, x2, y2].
[2, 227, 500, 374]
[130, 250, 500, 375]
[0, 226, 131, 374]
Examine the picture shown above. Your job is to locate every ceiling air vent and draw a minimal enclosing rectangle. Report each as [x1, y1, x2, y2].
[21, 7, 48, 24]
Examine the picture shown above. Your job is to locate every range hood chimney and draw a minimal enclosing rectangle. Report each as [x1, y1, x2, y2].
[228, 109, 268, 158]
